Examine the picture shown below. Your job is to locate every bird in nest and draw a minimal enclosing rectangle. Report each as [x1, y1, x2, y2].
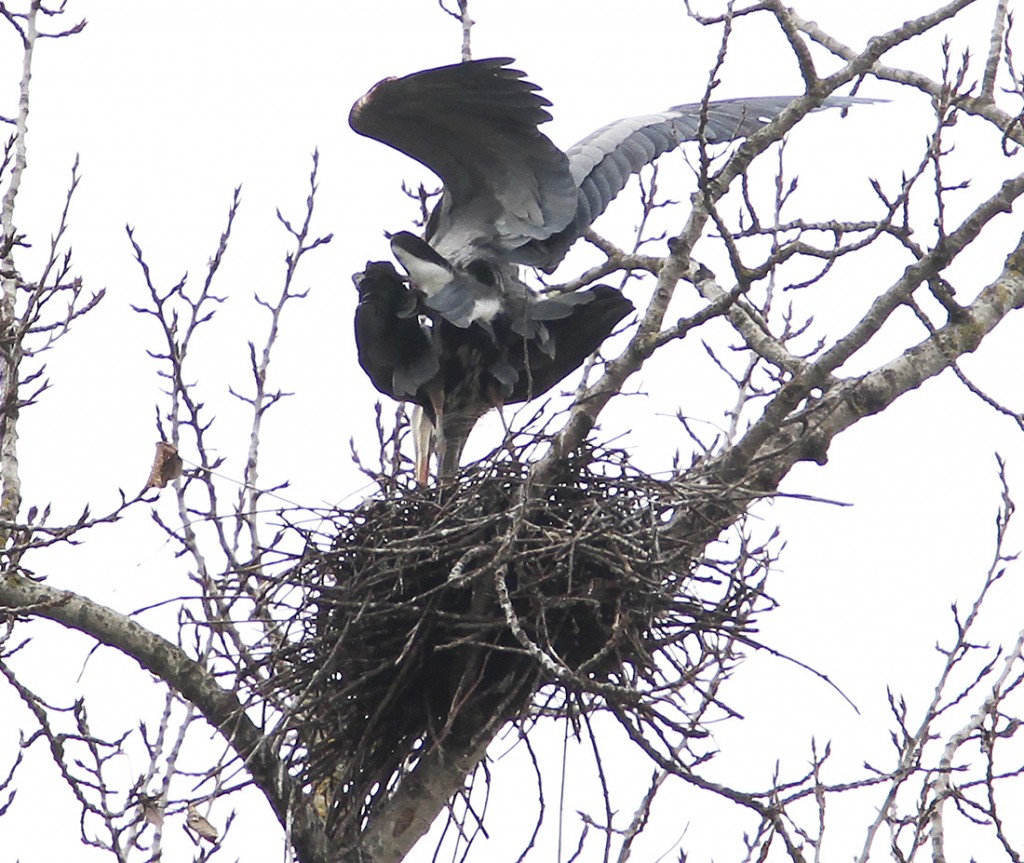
[350, 57, 871, 483]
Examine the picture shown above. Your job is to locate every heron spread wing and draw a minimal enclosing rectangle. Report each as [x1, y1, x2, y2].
[350, 58, 578, 262]
[505, 286, 633, 402]
[352, 58, 873, 273]
[518, 95, 878, 270]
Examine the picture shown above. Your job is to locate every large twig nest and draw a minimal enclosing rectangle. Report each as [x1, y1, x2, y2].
[255, 444, 762, 834]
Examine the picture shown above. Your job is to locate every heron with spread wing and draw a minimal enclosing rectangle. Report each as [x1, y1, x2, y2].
[350, 58, 868, 482]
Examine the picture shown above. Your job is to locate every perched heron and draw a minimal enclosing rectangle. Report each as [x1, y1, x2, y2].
[354, 259, 632, 482]
[350, 58, 869, 481]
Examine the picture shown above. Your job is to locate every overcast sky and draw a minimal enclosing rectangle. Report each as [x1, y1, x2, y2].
[2, 1, 1023, 860]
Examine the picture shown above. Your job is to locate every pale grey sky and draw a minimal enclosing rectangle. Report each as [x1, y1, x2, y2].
[2, 2, 1023, 860]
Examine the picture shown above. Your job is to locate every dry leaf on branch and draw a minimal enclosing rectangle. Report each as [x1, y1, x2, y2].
[138, 792, 164, 828]
[145, 441, 183, 489]
[186, 802, 219, 844]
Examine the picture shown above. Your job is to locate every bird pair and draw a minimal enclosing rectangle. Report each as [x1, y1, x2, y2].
[350, 57, 872, 482]
[354, 237, 632, 483]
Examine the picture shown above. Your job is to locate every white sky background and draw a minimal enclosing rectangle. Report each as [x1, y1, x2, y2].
[2, 0, 1024, 860]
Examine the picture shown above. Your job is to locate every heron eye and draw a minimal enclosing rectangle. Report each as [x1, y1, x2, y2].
[466, 259, 496, 286]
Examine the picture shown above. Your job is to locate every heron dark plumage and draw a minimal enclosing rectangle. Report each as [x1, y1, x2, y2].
[353, 258, 632, 482]
[353, 262, 438, 402]
[350, 58, 874, 481]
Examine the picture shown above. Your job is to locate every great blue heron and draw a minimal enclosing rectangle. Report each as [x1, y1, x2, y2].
[350, 58, 869, 481]
[354, 259, 632, 482]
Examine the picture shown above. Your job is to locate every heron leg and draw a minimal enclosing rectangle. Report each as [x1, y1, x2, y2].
[411, 405, 434, 486]
[435, 410, 458, 482]
[437, 407, 488, 482]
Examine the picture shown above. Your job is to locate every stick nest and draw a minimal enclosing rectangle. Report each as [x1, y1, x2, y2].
[255, 446, 755, 833]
